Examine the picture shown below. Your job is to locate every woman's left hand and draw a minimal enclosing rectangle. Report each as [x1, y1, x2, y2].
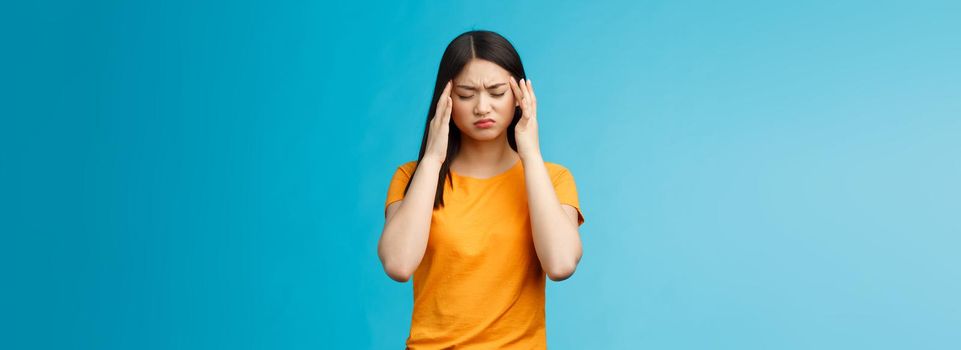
[510, 77, 541, 160]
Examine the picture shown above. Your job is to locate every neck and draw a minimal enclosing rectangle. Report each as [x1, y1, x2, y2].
[453, 133, 518, 172]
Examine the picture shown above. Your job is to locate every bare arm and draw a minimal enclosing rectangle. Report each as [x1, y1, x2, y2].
[377, 81, 453, 283]
[378, 159, 442, 282]
[523, 154, 583, 282]
[509, 77, 583, 282]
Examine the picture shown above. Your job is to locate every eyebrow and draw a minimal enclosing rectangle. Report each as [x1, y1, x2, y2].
[455, 83, 507, 91]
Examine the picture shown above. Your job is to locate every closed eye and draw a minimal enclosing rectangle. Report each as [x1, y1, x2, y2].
[456, 91, 504, 100]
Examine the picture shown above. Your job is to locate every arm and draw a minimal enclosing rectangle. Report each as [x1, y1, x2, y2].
[522, 153, 583, 281]
[377, 159, 442, 282]
[509, 77, 583, 282]
[378, 81, 453, 283]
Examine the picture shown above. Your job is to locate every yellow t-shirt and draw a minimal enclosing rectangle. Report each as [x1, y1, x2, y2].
[384, 158, 585, 349]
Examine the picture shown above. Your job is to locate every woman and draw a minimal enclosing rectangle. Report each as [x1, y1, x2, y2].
[378, 30, 585, 349]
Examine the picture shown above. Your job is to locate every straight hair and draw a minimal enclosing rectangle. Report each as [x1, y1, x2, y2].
[404, 30, 527, 208]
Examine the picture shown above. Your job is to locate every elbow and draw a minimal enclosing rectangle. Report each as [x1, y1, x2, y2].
[381, 260, 414, 283]
[546, 247, 582, 282]
[385, 268, 412, 283]
[378, 239, 413, 283]
[546, 263, 577, 282]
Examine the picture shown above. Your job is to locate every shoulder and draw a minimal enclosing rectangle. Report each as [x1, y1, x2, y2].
[543, 161, 574, 180]
[397, 160, 417, 174]
[396, 160, 418, 175]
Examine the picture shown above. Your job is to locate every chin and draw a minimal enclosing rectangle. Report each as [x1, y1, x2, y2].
[463, 130, 503, 141]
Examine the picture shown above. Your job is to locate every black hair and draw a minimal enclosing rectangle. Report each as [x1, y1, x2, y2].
[404, 30, 527, 208]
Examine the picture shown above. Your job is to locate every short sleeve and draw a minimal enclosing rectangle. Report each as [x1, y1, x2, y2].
[551, 165, 585, 227]
[385, 162, 416, 215]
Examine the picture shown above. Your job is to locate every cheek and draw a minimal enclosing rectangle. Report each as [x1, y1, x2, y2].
[495, 97, 516, 116]
[451, 100, 472, 124]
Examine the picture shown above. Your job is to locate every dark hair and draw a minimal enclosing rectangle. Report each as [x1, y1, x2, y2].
[404, 30, 527, 209]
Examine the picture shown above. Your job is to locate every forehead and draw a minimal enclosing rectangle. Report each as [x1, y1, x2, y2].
[454, 59, 511, 85]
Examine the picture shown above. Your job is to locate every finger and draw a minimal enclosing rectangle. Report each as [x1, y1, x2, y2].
[527, 79, 536, 106]
[435, 81, 452, 119]
[440, 80, 452, 105]
[509, 77, 524, 109]
[527, 79, 537, 118]
[520, 79, 531, 117]
[444, 96, 452, 121]
[509, 77, 522, 109]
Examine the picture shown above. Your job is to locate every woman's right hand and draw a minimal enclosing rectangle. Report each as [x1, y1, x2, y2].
[379, 80, 451, 282]
[423, 80, 453, 165]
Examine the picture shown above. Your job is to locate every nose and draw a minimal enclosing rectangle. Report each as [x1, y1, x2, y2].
[473, 94, 492, 116]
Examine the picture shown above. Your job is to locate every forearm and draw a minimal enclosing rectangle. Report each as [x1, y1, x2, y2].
[378, 159, 441, 281]
[521, 152, 582, 281]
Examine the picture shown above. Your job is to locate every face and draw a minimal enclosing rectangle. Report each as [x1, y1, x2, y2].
[450, 59, 518, 141]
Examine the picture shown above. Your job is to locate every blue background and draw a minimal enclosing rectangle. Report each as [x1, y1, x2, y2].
[2, 1, 959, 349]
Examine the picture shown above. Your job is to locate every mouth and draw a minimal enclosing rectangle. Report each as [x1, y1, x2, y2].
[474, 118, 495, 129]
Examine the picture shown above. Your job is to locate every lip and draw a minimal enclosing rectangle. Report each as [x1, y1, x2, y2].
[474, 118, 496, 128]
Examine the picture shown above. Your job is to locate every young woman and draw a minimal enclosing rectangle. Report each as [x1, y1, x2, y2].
[378, 30, 585, 349]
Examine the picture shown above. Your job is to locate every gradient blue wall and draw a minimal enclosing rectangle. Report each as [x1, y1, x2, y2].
[2, 1, 959, 349]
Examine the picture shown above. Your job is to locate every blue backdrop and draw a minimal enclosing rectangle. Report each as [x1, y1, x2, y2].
[2, 1, 959, 349]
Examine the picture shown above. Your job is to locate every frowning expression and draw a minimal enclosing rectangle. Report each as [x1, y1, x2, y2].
[451, 59, 519, 141]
